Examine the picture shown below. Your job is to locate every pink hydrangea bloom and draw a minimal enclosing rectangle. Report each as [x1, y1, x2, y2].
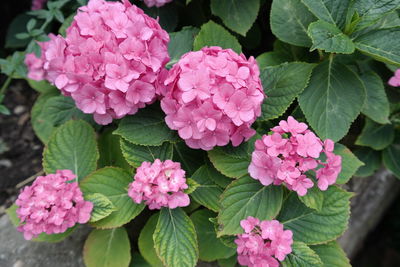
[389, 69, 400, 87]
[25, 0, 170, 125]
[248, 116, 342, 196]
[235, 216, 293, 267]
[15, 170, 93, 240]
[143, 0, 173, 8]
[128, 159, 190, 209]
[32, 0, 47, 10]
[161, 46, 264, 150]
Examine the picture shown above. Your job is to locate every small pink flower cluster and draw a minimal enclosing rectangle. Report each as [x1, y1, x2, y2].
[128, 159, 190, 209]
[235, 216, 293, 267]
[32, 0, 47, 10]
[248, 116, 342, 196]
[25, 0, 170, 125]
[143, 0, 172, 8]
[389, 69, 400, 87]
[161, 46, 264, 150]
[15, 170, 93, 240]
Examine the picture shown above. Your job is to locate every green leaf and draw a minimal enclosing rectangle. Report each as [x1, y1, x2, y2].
[31, 91, 59, 143]
[26, 79, 57, 94]
[97, 130, 131, 171]
[354, 147, 381, 177]
[33, 227, 76, 242]
[167, 27, 199, 68]
[83, 228, 131, 267]
[80, 167, 145, 228]
[270, 0, 316, 47]
[360, 71, 390, 124]
[115, 105, 178, 146]
[185, 178, 200, 194]
[85, 193, 116, 223]
[307, 20, 355, 54]
[354, 28, 400, 66]
[59, 13, 75, 36]
[260, 62, 315, 120]
[355, 119, 395, 150]
[0, 105, 10, 115]
[6, 204, 20, 227]
[193, 21, 241, 53]
[354, 0, 400, 31]
[218, 176, 283, 236]
[191, 210, 236, 262]
[5, 14, 33, 48]
[299, 186, 324, 211]
[281, 241, 323, 267]
[190, 165, 225, 212]
[173, 142, 206, 176]
[298, 57, 366, 141]
[40, 95, 95, 126]
[383, 143, 400, 178]
[300, 0, 350, 29]
[311, 241, 351, 267]
[43, 120, 99, 180]
[208, 147, 250, 179]
[141, 3, 178, 32]
[120, 139, 173, 168]
[210, 0, 260, 36]
[138, 214, 164, 267]
[218, 255, 237, 267]
[153, 208, 198, 267]
[278, 186, 351, 245]
[130, 253, 152, 267]
[334, 143, 364, 184]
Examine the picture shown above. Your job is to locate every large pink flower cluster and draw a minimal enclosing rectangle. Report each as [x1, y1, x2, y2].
[143, 0, 172, 8]
[15, 170, 93, 240]
[389, 69, 400, 87]
[25, 0, 170, 125]
[32, 0, 47, 10]
[248, 116, 342, 196]
[128, 159, 190, 209]
[235, 216, 293, 267]
[161, 46, 264, 150]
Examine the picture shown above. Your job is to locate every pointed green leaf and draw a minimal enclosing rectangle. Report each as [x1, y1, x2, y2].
[172, 142, 206, 177]
[300, 0, 350, 29]
[270, 0, 316, 47]
[334, 143, 364, 184]
[167, 27, 199, 68]
[299, 186, 324, 211]
[311, 241, 351, 267]
[208, 147, 250, 179]
[153, 208, 198, 267]
[138, 214, 163, 267]
[210, 0, 260, 36]
[80, 167, 145, 228]
[31, 91, 59, 143]
[278, 187, 351, 245]
[98, 130, 131, 171]
[281, 241, 323, 267]
[260, 62, 315, 120]
[356, 119, 395, 150]
[298, 57, 365, 141]
[218, 176, 283, 236]
[43, 120, 99, 180]
[354, 148, 381, 177]
[27, 79, 57, 93]
[354, 0, 400, 31]
[193, 21, 241, 53]
[6, 204, 20, 227]
[85, 193, 116, 223]
[83, 228, 131, 267]
[218, 255, 237, 267]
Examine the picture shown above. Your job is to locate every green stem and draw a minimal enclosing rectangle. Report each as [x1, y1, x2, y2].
[0, 76, 13, 97]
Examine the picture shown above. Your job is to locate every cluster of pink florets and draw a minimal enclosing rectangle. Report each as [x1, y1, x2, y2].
[248, 116, 342, 196]
[31, 0, 47, 10]
[25, 0, 170, 125]
[128, 159, 190, 209]
[235, 216, 293, 267]
[15, 170, 93, 240]
[389, 69, 400, 87]
[161, 46, 264, 150]
[143, 0, 172, 8]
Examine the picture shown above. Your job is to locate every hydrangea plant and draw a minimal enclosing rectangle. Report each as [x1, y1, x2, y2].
[2, 0, 400, 266]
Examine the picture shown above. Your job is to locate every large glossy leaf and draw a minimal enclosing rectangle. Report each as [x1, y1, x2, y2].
[173, 142, 206, 176]
[270, 0, 316, 47]
[281, 241, 323, 267]
[210, 0, 260, 36]
[218, 176, 283, 236]
[167, 27, 199, 68]
[354, 147, 381, 177]
[153, 208, 198, 267]
[83, 228, 131, 267]
[298, 57, 365, 141]
[300, 0, 350, 29]
[193, 21, 241, 53]
[43, 120, 99, 181]
[307, 20, 355, 54]
[31, 91, 59, 143]
[354, 0, 400, 31]
[299, 186, 324, 211]
[115, 105, 178, 146]
[354, 28, 400, 66]
[120, 139, 173, 168]
[360, 71, 390, 124]
[85, 193, 116, 223]
[208, 147, 250, 178]
[334, 143, 364, 184]
[138, 214, 163, 267]
[355, 119, 395, 150]
[260, 62, 315, 120]
[191, 210, 236, 261]
[80, 167, 145, 228]
[311, 241, 351, 267]
[277, 187, 351, 245]
[97, 130, 131, 171]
